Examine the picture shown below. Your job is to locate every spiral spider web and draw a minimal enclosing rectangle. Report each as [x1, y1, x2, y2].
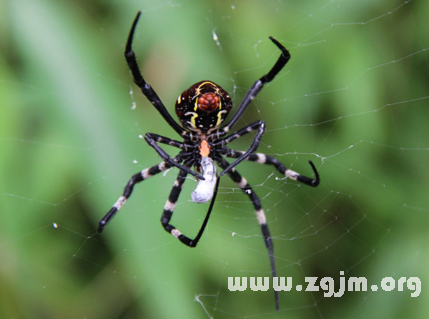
[2, 0, 429, 318]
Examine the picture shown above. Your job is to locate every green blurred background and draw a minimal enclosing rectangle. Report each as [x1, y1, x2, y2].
[1, 0, 429, 318]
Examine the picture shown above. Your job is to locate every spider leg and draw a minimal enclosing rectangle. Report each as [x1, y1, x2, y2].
[215, 156, 279, 312]
[220, 149, 320, 187]
[144, 133, 204, 180]
[221, 37, 290, 133]
[125, 11, 186, 137]
[98, 160, 177, 233]
[161, 166, 220, 247]
[145, 133, 195, 151]
[261, 37, 291, 83]
[212, 120, 266, 176]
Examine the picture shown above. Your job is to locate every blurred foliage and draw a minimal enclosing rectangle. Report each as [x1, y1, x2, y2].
[1, 0, 429, 318]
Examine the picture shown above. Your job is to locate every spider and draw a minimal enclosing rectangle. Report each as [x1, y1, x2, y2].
[98, 11, 320, 311]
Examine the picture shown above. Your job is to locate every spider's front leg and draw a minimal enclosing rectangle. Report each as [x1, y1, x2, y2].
[98, 160, 176, 233]
[215, 156, 280, 311]
[221, 148, 320, 187]
[161, 165, 220, 247]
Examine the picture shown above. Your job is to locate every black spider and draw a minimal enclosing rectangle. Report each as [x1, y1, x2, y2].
[98, 11, 320, 311]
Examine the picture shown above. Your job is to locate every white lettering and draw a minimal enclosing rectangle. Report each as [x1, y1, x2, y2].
[250, 277, 270, 291]
[228, 277, 247, 291]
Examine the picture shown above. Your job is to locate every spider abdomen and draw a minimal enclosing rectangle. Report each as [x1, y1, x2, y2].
[197, 92, 220, 112]
[175, 80, 232, 133]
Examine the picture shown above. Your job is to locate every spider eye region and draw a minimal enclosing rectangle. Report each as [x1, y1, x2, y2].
[175, 80, 232, 133]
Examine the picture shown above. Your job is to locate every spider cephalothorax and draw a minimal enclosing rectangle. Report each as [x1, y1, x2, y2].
[99, 11, 320, 312]
[175, 80, 232, 133]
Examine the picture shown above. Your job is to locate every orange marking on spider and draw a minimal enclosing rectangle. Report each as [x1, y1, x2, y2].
[199, 140, 211, 157]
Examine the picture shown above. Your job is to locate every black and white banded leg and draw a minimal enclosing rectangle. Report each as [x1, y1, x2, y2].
[161, 165, 221, 247]
[215, 156, 280, 311]
[220, 149, 320, 187]
[98, 160, 176, 233]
